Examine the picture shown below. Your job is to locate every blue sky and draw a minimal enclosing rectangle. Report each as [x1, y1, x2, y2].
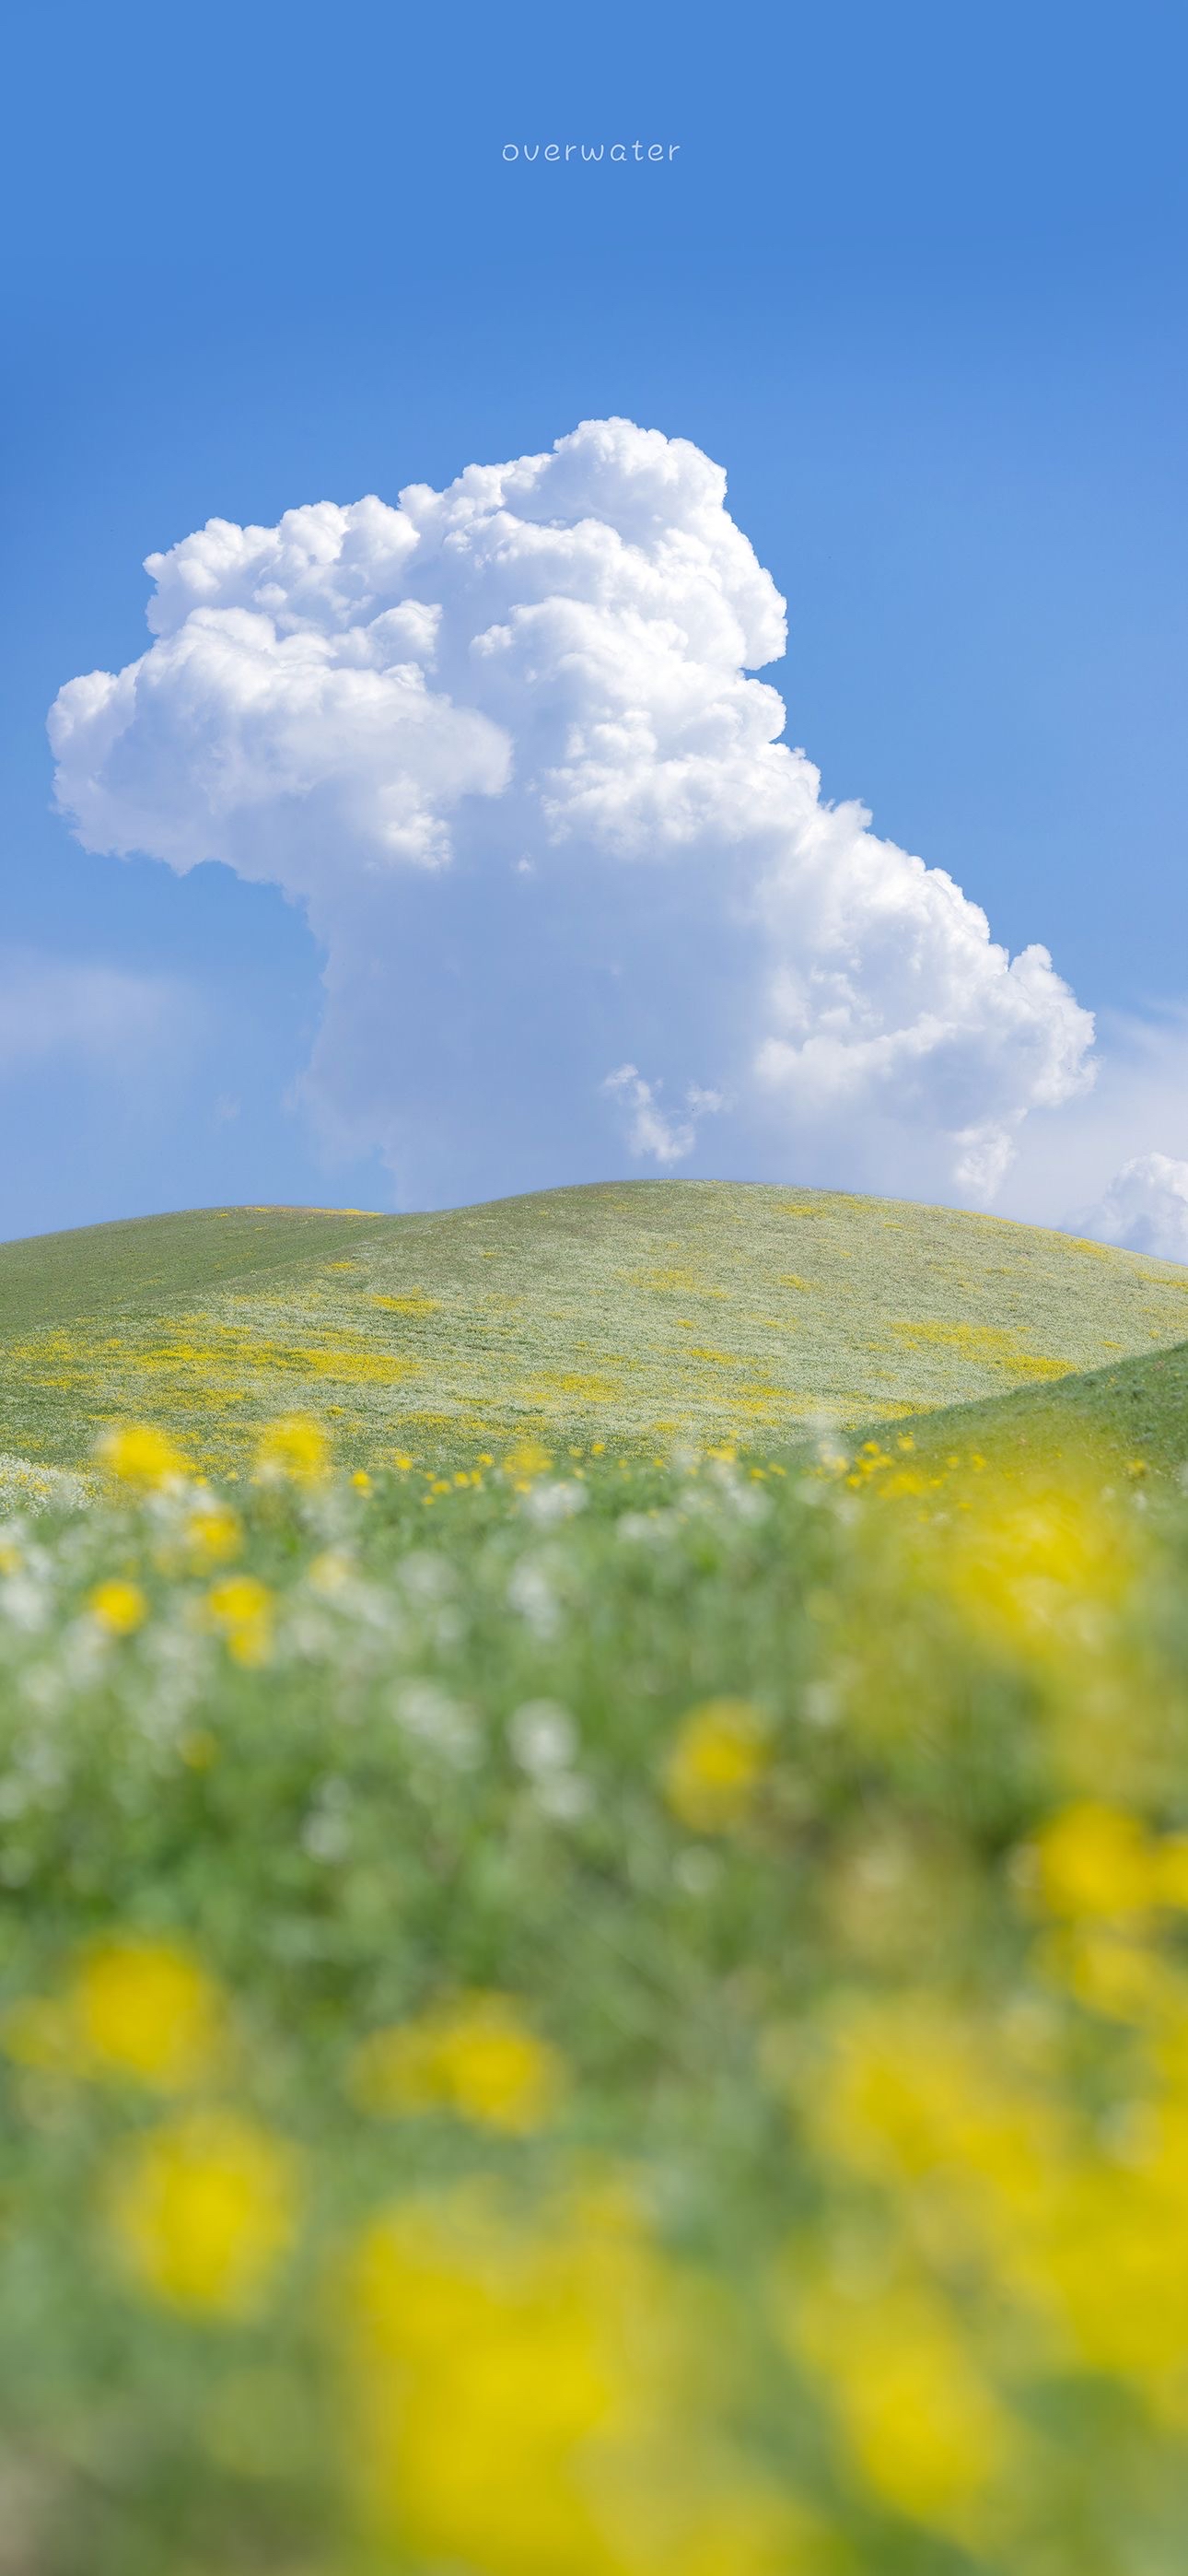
[4, 0, 1186, 1241]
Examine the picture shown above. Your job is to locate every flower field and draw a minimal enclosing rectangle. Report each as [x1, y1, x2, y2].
[4, 1181, 1188, 1481]
[5, 1411, 1188, 2571]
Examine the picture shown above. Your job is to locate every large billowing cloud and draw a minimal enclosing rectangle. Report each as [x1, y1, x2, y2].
[49, 418, 1094, 1206]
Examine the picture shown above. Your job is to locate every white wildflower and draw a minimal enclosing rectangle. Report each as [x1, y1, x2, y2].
[508, 1701, 578, 1774]
[522, 1480, 587, 1528]
[507, 1558, 562, 1638]
[392, 1679, 479, 1766]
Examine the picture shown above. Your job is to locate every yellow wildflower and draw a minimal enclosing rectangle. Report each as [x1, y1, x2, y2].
[792, 2266, 1013, 2534]
[4, 1938, 224, 2089]
[205, 1574, 274, 1667]
[1007, 2104, 1188, 2396]
[96, 1423, 188, 1491]
[801, 1987, 1188, 2421]
[252, 1416, 328, 1486]
[107, 2109, 297, 2314]
[349, 1994, 564, 2134]
[664, 1700, 770, 1832]
[504, 1439, 552, 1484]
[181, 1501, 241, 1570]
[1154, 1833, 1188, 1909]
[87, 1576, 147, 1636]
[942, 1467, 1133, 1657]
[801, 1995, 1066, 2252]
[1032, 1802, 1155, 1920]
[1040, 1922, 1180, 2026]
[345, 2183, 808, 2576]
[351, 1469, 373, 1493]
[72, 1938, 225, 2088]
[346, 2185, 641, 2570]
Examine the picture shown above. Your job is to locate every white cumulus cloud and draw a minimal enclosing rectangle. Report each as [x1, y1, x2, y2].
[49, 417, 1095, 1207]
[1077, 1152, 1188, 1263]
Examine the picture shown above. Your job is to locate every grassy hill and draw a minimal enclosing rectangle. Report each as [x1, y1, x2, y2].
[4, 1180, 1188, 1478]
[880, 1329, 1188, 1484]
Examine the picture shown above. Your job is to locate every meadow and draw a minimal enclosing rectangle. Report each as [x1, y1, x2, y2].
[5, 1188, 1188, 2572]
[4, 1181, 1188, 1481]
[4, 1417, 1188, 2572]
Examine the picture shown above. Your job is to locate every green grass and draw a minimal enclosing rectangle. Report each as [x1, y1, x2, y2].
[3, 1441, 1188, 2571]
[881, 1334, 1188, 1485]
[6, 1179, 1188, 2568]
[4, 1180, 1188, 1479]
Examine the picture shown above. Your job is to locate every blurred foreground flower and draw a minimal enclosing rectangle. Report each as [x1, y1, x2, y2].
[349, 1994, 564, 2134]
[107, 2109, 297, 2314]
[181, 1497, 242, 1568]
[87, 1575, 146, 1636]
[791, 2261, 1015, 2540]
[252, 1416, 329, 1486]
[205, 1573, 274, 1666]
[664, 1699, 769, 1832]
[75, 1938, 225, 2088]
[96, 1423, 189, 1490]
[939, 1467, 1135, 1659]
[345, 2181, 814, 2576]
[504, 1439, 553, 1487]
[1032, 1800, 1188, 1920]
[5, 1938, 226, 2090]
[788, 1968, 1188, 2522]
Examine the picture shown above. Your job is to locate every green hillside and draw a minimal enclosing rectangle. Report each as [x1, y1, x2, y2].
[878, 1329, 1188, 1483]
[3, 1180, 1188, 1477]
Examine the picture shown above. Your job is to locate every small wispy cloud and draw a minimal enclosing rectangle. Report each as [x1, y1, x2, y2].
[603, 1064, 722, 1165]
